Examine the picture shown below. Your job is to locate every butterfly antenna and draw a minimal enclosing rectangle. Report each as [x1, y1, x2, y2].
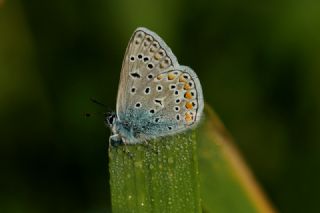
[90, 97, 109, 108]
[84, 112, 93, 117]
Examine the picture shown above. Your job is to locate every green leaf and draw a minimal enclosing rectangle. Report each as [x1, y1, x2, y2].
[197, 106, 276, 213]
[109, 132, 201, 213]
[108, 105, 276, 213]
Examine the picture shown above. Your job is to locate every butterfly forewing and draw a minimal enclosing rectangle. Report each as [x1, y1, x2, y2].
[116, 28, 178, 115]
[116, 27, 203, 140]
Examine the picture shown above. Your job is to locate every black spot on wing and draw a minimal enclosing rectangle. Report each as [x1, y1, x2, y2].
[130, 72, 141, 78]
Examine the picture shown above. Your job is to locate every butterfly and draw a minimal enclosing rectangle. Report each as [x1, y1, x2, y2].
[105, 27, 204, 146]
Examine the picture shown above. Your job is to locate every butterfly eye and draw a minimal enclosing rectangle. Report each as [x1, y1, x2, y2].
[105, 112, 116, 126]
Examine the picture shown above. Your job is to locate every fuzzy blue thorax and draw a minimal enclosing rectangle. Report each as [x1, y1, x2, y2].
[107, 108, 178, 145]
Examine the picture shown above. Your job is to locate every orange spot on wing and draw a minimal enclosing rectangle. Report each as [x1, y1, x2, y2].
[168, 72, 176, 80]
[185, 102, 193, 110]
[184, 91, 193, 99]
[179, 75, 188, 83]
[184, 83, 192, 90]
[154, 52, 162, 60]
[157, 74, 165, 80]
[185, 112, 194, 122]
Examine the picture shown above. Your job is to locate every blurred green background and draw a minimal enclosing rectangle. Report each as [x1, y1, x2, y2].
[1, 0, 320, 212]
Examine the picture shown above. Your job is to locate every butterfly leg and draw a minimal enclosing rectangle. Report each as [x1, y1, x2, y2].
[142, 139, 159, 154]
[109, 135, 134, 158]
[121, 139, 134, 158]
[109, 134, 122, 147]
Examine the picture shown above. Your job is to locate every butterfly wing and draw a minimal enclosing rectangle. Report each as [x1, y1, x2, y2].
[116, 27, 204, 140]
[116, 27, 179, 115]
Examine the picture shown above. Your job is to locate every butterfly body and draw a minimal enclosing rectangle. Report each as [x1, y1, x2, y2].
[107, 27, 204, 145]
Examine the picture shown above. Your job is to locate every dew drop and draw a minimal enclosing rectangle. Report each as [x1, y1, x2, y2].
[168, 157, 174, 164]
[134, 161, 143, 168]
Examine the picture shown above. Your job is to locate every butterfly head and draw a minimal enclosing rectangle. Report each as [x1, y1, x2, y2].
[104, 111, 117, 128]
